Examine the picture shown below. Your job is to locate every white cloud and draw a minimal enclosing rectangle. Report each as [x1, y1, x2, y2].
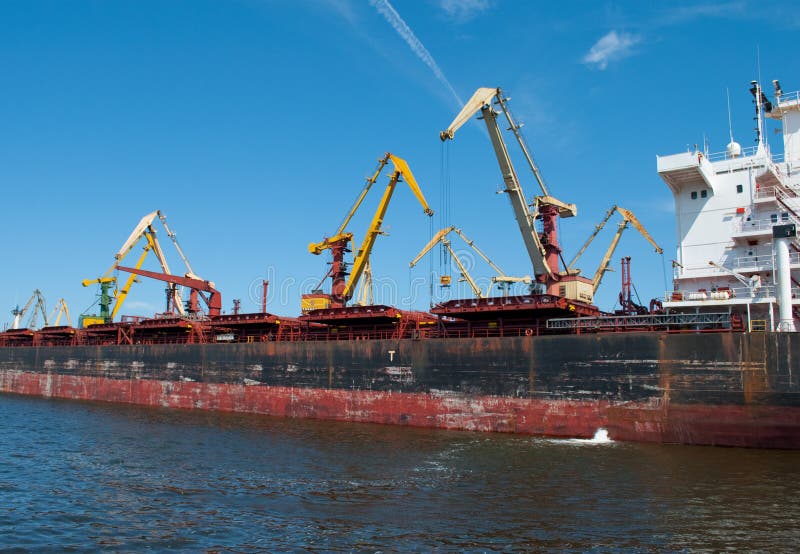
[439, 0, 491, 22]
[582, 30, 640, 70]
[369, 0, 463, 106]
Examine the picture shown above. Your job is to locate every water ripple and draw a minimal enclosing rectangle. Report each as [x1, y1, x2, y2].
[1, 395, 800, 551]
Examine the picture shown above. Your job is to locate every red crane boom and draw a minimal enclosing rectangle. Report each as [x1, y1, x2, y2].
[115, 266, 222, 317]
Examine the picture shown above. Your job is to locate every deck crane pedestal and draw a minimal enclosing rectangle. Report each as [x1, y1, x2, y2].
[440, 87, 577, 297]
[302, 152, 434, 312]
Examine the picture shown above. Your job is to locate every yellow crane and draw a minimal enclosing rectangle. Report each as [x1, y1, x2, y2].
[567, 205, 663, 294]
[303, 152, 433, 311]
[47, 298, 72, 327]
[81, 210, 198, 326]
[409, 226, 532, 298]
[354, 261, 375, 307]
[79, 277, 117, 327]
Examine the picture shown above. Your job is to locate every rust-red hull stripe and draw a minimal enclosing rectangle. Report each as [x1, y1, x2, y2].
[3, 369, 800, 448]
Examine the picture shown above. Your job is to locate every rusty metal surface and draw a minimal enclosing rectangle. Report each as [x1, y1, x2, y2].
[431, 293, 600, 319]
[1, 331, 799, 447]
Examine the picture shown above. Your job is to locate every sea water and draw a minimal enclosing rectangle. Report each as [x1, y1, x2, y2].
[1, 394, 799, 551]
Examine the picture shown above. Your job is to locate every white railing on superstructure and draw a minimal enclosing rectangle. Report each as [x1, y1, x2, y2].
[770, 180, 800, 203]
[663, 284, 781, 303]
[754, 185, 778, 200]
[730, 251, 800, 270]
[707, 145, 760, 162]
[731, 254, 771, 271]
[674, 253, 800, 282]
[705, 147, 784, 167]
[751, 186, 800, 238]
[735, 215, 796, 233]
[763, 151, 789, 181]
[778, 90, 800, 105]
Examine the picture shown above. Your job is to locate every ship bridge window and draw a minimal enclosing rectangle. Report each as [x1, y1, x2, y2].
[737, 184, 744, 193]
[700, 190, 708, 198]
[771, 214, 778, 223]
[783, 212, 790, 221]
[691, 191, 698, 199]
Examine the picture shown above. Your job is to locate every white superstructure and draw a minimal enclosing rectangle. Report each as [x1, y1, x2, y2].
[657, 80, 800, 332]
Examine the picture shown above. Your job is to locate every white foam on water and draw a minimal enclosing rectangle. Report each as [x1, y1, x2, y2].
[539, 428, 614, 446]
[570, 428, 613, 444]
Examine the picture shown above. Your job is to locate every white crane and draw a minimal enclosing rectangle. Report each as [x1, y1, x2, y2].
[11, 289, 48, 329]
[440, 87, 576, 293]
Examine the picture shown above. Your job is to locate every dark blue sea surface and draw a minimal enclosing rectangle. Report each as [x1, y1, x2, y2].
[1, 394, 799, 552]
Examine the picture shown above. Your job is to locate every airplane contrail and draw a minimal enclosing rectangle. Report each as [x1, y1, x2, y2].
[369, 0, 463, 107]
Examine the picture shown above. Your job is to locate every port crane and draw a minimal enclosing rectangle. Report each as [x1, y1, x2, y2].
[81, 210, 199, 325]
[440, 87, 576, 295]
[354, 262, 375, 307]
[567, 205, 663, 295]
[80, 277, 117, 327]
[303, 152, 434, 311]
[47, 298, 72, 327]
[11, 289, 48, 329]
[409, 226, 532, 298]
[115, 266, 222, 317]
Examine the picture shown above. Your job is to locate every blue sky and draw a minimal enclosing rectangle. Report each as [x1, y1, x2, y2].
[1, 0, 798, 326]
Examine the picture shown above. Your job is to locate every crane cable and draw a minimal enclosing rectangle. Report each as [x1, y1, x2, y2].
[438, 141, 454, 303]
[428, 202, 434, 307]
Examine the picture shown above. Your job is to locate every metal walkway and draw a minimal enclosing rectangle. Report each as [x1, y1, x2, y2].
[546, 312, 731, 330]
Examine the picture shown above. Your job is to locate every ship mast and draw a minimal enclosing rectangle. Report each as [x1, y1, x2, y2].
[750, 80, 771, 155]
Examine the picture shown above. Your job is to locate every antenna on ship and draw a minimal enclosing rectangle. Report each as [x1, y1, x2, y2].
[726, 88, 741, 159]
[750, 80, 766, 151]
[749, 48, 774, 155]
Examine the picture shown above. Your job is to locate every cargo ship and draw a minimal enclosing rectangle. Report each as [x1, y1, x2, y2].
[2, 81, 799, 449]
